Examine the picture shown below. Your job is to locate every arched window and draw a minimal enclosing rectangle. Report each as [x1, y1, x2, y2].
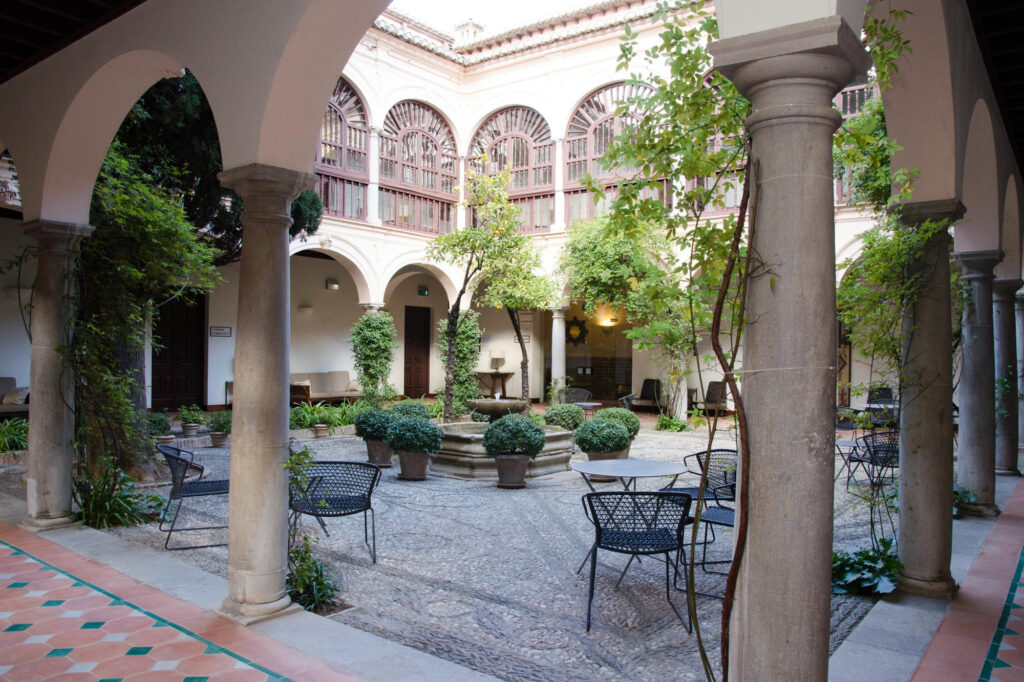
[379, 101, 458, 234]
[564, 82, 655, 225]
[469, 107, 554, 233]
[315, 78, 368, 220]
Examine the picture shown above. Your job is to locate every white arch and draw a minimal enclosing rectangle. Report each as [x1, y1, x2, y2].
[1001, 177, 1022, 279]
[955, 99, 1000, 252]
[381, 251, 462, 308]
[289, 239, 374, 303]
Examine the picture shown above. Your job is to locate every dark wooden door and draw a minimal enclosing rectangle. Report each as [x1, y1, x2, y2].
[404, 306, 431, 398]
[152, 297, 206, 411]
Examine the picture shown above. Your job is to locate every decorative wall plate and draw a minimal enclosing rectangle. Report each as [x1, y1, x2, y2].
[566, 316, 588, 345]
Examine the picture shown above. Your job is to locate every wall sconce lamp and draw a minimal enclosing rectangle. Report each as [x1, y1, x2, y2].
[325, 278, 340, 291]
[418, 285, 430, 296]
[297, 304, 314, 316]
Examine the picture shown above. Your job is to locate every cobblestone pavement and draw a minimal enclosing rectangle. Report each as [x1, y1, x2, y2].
[100, 422, 877, 682]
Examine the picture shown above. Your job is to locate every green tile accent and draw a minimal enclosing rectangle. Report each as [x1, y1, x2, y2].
[980, 545, 1024, 679]
[81, 621, 104, 630]
[109, 598, 127, 606]
[4, 623, 30, 632]
[41, 600, 64, 607]
[995, 658, 1012, 668]
[204, 644, 224, 655]
[153, 621, 172, 628]
[125, 646, 152, 656]
[6, 582, 28, 588]
[98, 678, 124, 682]
[71, 581, 84, 587]
[183, 677, 210, 682]
[46, 648, 73, 657]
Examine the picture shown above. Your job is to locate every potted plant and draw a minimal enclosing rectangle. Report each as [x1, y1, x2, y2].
[208, 410, 232, 447]
[147, 412, 174, 445]
[178, 404, 206, 438]
[593, 407, 640, 454]
[386, 416, 443, 481]
[355, 408, 395, 467]
[544, 403, 585, 432]
[574, 419, 630, 480]
[483, 414, 546, 489]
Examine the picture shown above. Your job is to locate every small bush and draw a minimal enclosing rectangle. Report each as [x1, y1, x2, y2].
[593, 407, 640, 438]
[287, 534, 338, 611]
[290, 402, 332, 430]
[386, 416, 443, 454]
[544, 403, 585, 431]
[656, 413, 690, 432]
[483, 414, 546, 458]
[574, 419, 630, 453]
[178, 404, 207, 425]
[427, 400, 445, 419]
[0, 418, 29, 451]
[470, 410, 489, 423]
[73, 458, 164, 528]
[355, 408, 393, 441]
[391, 400, 432, 420]
[831, 538, 902, 595]
[146, 412, 171, 435]
[208, 410, 232, 433]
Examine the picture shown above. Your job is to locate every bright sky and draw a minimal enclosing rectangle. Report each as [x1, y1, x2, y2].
[386, 0, 598, 37]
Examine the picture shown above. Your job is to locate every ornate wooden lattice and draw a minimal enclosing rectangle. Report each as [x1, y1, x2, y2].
[564, 81, 652, 186]
[315, 78, 368, 219]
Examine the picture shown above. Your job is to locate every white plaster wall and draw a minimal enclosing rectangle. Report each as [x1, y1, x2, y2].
[289, 254, 363, 375]
[0, 217, 34, 385]
[386, 274, 450, 397]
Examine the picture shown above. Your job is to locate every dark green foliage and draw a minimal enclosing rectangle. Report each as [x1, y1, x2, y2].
[287, 534, 338, 612]
[437, 311, 482, 414]
[574, 419, 630, 453]
[831, 538, 902, 595]
[656, 413, 690, 432]
[351, 311, 398, 404]
[483, 414, 546, 458]
[593, 407, 640, 439]
[207, 410, 232, 433]
[953, 486, 978, 519]
[544, 403, 585, 431]
[391, 400, 431, 420]
[146, 413, 171, 436]
[354, 408, 393, 441]
[178, 404, 207, 425]
[0, 418, 28, 451]
[386, 417, 443, 454]
[72, 458, 163, 529]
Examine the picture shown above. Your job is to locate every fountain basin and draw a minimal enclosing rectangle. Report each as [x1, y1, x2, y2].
[432, 423, 573, 479]
[465, 398, 530, 421]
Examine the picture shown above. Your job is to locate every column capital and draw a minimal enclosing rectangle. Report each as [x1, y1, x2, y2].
[369, 126, 383, 137]
[891, 198, 965, 226]
[23, 220, 93, 253]
[218, 164, 315, 223]
[993, 278, 1024, 300]
[954, 250, 1003, 279]
[360, 302, 385, 312]
[550, 306, 568, 318]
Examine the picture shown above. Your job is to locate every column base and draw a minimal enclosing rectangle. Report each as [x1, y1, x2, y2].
[897, 573, 958, 600]
[20, 515, 77, 532]
[996, 467, 1021, 476]
[216, 594, 302, 625]
[961, 501, 1001, 517]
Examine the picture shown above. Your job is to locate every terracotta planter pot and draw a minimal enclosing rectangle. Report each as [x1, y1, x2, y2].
[181, 423, 200, 438]
[495, 454, 530, 489]
[312, 424, 330, 438]
[585, 448, 629, 481]
[210, 431, 229, 448]
[154, 434, 176, 446]
[365, 439, 393, 468]
[396, 450, 430, 480]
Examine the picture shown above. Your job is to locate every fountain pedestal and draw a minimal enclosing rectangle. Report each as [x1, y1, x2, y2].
[432, 423, 573, 479]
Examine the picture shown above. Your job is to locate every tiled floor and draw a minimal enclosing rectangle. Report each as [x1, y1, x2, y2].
[914, 478, 1024, 682]
[0, 522, 362, 681]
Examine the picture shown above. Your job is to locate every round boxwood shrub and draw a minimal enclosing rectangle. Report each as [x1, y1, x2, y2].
[355, 408, 394, 441]
[593, 407, 640, 439]
[390, 400, 432, 421]
[386, 416, 443, 453]
[483, 414, 546, 458]
[574, 419, 630, 453]
[544, 403, 585, 431]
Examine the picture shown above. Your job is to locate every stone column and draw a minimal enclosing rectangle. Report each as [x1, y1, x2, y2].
[552, 139, 566, 232]
[895, 200, 961, 598]
[550, 307, 567, 392]
[21, 220, 93, 529]
[953, 250, 1003, 516]
[1016, 293, 1024, 461]
[710, 17, 869, 680]
[360, 302, 384, 313]
[456, 156, 467, 230]
[366, 127, 381, 225]
[216, 164, 314, 623]
[993, 278, 1022, 475]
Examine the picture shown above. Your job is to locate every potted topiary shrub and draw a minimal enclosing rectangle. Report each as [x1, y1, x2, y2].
[390, 399, 432, 421]
[147, 412, 174, 445]
[386, 416, 443, 481]
[355, 408, 395, 467]
[593, 407, 640, 454]
[178, 404, 206, 438]
[483, 414, 546, 489]
[575, 419, 630, 480]
[544, 403, 586, 432]
[208, 410, 232, 447]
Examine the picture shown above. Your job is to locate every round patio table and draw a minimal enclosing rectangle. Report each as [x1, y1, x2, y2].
[572, 459, 684, 492]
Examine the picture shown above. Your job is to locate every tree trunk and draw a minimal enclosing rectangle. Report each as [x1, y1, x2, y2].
[508, 308, 529, 400]
[115, 323, 161, 482]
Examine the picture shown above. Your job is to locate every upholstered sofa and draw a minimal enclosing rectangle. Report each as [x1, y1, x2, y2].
[289, 371, 361, 404]
[0, 377, 30, 419]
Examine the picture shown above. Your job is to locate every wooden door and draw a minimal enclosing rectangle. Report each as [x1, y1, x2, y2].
[404, 306, 431, 398]
[152, 297, 207, 410]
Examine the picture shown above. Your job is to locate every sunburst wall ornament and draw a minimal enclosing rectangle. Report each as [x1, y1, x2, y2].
[566, 317, 588, 345]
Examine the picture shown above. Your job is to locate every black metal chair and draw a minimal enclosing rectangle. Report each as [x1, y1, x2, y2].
[558, 387, 592, 404]
[665, 449, 737, 504]
[618, 392, 637, 410]
[583, 491, 693, 632]
[695, 481, 735, 576]
[694, 381, 728, 416]
[851, 429, 899, 488]
[288, 461, 382, 562]
[157, 444, 229, 551]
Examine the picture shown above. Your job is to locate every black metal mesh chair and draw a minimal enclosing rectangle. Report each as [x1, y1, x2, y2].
[289, 461, 382, 562]
[696, 481, 735, 576]
[558, 387, 592, 404]
[583, 491, 693, 632]
[157, 444, 229, 551]
[851, 429, 899, 487]
[667, 449, 737, 504]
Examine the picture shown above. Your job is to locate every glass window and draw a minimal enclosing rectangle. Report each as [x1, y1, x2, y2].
[314, 78, 368, 220]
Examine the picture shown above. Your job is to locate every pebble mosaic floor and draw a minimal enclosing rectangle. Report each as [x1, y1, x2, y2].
[0, 526, 362, 681]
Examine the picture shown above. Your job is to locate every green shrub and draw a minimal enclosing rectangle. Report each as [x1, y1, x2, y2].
[391, 399, 431, 420]
[355, 408, 394, 441]
[386, 416, 443, 454]
[574, 419, 629, 453]
[470, 410, 489, 423]
[831, 538, 902, 595]
[0, 418, 28, 451]
[208, 410, 232, 433]
[656, 413, 690, 432]
[427, 400, 445, 419]
[287, 534, 338, 612]
[290, 402, 332, 430]
[544, 403, 585, 431]
[146, 412, 171, 435]
[178, 404, 207, 425]
[351, 310, 398, 405]
[72, 457, 164, 528]
[594, 407, 640, 439]
[483, 414, 546, 458]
